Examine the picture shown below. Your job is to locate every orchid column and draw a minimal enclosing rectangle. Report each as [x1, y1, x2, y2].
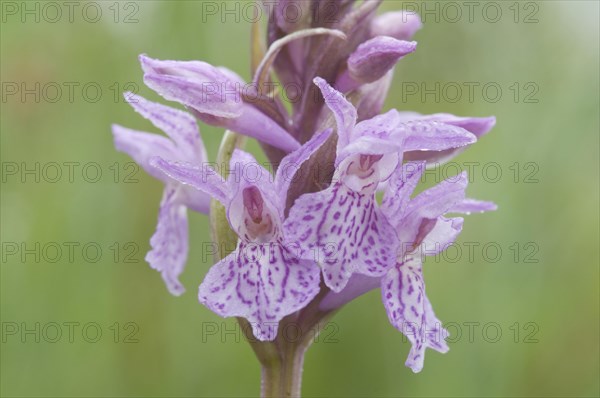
[112, 2, 497, 397]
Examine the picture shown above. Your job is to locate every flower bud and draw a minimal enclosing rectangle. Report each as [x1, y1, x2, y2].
[370, 11, 423, 40]
[347, 36, 417, 84]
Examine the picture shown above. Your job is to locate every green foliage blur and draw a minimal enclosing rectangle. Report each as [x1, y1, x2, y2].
[1, 1, 598, 397]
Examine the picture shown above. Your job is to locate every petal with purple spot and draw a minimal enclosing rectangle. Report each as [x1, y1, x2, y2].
[198, 240, 321, 341]
[381, 161, 425, 227]
[145, 186, 189, 296]
[285, 180, 397, 292]
[395, 172, 468, 246]
[381, 257, 449, 373]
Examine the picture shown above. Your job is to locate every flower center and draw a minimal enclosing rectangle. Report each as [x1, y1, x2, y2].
[242, 186, 275, 241]
[346, 154, 383, 180]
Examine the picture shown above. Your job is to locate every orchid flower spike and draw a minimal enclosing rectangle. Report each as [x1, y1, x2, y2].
[111, 1, 500, 382]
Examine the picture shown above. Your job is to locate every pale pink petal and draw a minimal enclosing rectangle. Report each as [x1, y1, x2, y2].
[313, 77, 357, 150]
[141, 55, 300, 153]
[347, 37, 416, 84]
[396, 120, 477, 152]
[419, 216, 464, 256]
[123, 93, 205, 161]
[381, 161, 425, 228]
[395, 112, 496, 164]
[371, 11, 423, 40]
[451, 199, 498, 214]
[150, 157, 228, 204]
[145, 186, 189, 296]
[319, 273, 380, 311]
[397, 172, 468, 247]
[112, 124, 176, 181]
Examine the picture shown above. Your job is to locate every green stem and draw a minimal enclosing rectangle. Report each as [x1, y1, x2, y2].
[281, 342, 306, 397]
[260, 306, 338, 398]
[261, 340, 305, 398]
[261, 365, 282, 397]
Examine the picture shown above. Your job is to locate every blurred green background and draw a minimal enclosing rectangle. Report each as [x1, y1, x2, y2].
[1, 1, 598, 397]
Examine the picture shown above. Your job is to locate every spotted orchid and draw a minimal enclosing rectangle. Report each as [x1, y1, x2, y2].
[321, 162, 497, 372]
[112, 1, 498, 395]
[284, 78, 478, 292]
[380, 163, 496, 372]
[150, 129, 332, 340]
[112, 93, 209, 296]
